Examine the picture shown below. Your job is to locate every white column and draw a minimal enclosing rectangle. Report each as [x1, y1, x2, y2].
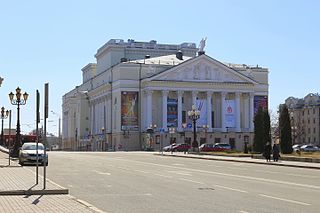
[207, 91, 213, 132]
[235, 92, 241, 132]
[249, 92, 254, 132]
[192, 91, 198, 106]
[221, 92, 227, 132]
[162, 90, 169, 131]
[146, 90, 153, 128]
[177, 91, 184, 132]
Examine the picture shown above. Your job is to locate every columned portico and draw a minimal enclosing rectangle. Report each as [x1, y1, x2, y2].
[162, 90, 169, 131]
[146, 90, 153, 128]
[206, 91, 213, 132]
[177, 91, 184, 132]
[235, 92, 241, 132]
[249, 92, 254, 131]
[221, 92, 227, 132]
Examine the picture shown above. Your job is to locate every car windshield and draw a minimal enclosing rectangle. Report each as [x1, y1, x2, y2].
[22, 144, 44, 150]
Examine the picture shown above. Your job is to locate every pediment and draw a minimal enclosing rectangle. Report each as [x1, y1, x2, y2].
[149, 55, 256, 84]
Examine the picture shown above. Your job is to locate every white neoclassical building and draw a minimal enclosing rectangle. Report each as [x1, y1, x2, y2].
[62, 39, 269, 151]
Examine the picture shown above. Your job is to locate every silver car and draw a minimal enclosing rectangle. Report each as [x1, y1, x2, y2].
[19, 142, 48, 166]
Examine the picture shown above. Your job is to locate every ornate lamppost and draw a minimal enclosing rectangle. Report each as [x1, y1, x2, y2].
[202, 124, 209, 145]
[188, 105, 200, 150]
[0, 107, 9, 146]
[8, 87, 28, 157]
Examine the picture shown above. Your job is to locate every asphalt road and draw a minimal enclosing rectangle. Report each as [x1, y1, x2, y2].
[39, 151, 320, 213]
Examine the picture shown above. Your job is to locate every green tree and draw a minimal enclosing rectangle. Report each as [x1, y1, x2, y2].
[253, 107, 271, 153]
[279, 104, 293, 154]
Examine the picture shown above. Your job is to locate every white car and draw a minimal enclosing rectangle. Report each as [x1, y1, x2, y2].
[19, 142, 48, 166]
[300, 144, 319, 152]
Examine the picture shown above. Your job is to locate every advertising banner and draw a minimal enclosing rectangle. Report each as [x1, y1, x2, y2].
[167, 98, 178, 127]
[254, 96, 268, 115]
[121, 91, 139, 130]
[196, 99, 207, 127]
[225, 100, 235, 128]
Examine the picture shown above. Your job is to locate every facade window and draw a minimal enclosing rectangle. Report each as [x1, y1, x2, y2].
[314, 128, 316, 133]
[308, 109, 309, 115]
[308, 137, 310, 143]
[308, 128, 310, 134]
[314, 118, 316, 124]
[182, 97, 184, 103]
[314, 138, 316, 142]
[214, 138, 221, 143]
[182, 111, 186, 123]
[302, 119, 304, 124]
[308, 119, 310, 124]
[302, 111, 304, 116]
[313, 108, 315, 114]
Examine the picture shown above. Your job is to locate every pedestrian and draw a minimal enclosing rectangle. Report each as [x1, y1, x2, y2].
[272, 144, 280, 162]
[264, 142, 271, 162]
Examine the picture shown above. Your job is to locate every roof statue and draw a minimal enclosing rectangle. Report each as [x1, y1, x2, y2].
[198, 37, 207, 52]
[0, 77, 3, 87]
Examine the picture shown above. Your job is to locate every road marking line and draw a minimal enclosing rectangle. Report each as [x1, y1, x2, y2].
[172, 163, 185, 166]
[286, 173, 318, 178]
[134, 170, 149, 174]
[179, 178, 204, 185]
[168, 171, 192, 176]
[93, 170, 111, 175]
[213, 184, 248, 193]
[239, 211, 250, 213]
[255, 170, 280, 174]
[259, 194, 311, 206]
[154, 174, 172, 178]
[114, 158, 320, 190]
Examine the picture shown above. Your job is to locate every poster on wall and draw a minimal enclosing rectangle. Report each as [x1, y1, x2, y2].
[121, 91, 139, 130]
[225, 100, 235, 128]
[196, 99, 207, 127]
[254, 96, 268, 115]
[167, 98, 178, 127]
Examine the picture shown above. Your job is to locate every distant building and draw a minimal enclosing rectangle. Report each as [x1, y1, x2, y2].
[285, 93, 320, 145]
[62, 38, 269, 151]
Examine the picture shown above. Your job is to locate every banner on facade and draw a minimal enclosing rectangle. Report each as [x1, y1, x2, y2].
[254, 96, 268, 115]
[167, 98, 178, 127]
[196, 99, 207, 127]
[121, 91, 139, 130]
[225, 100, 235, 128]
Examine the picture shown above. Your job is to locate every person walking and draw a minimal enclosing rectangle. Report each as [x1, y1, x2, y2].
[264, 142, 272, 162]
[272, 143, 280, 162]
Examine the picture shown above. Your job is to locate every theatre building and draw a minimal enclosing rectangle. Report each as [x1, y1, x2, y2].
[62, 39, 269, 151]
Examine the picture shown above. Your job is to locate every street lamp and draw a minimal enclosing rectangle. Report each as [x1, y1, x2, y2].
[0, 107, 9, 146]
[202, 124, 209, 145]
[188, 105, 200, 150]
[8, 87, 29, 157]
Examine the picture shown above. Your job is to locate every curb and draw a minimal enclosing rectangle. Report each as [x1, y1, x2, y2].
[0, 188, 69, 196]
[155, 153, 320, 170]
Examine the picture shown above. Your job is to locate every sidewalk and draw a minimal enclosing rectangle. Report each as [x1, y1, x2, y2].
[156, 152, 320, 170]
[0, 150, 105, 213]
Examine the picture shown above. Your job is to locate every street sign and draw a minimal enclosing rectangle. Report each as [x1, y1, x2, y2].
[160, 128, 165, 133]
[187, 123, 192, 128]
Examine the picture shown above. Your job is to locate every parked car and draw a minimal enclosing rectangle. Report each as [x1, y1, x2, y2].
[162, 143, 176, 152]
[292, 144, 302, 152]
[300, 144, 319, 152]
[19, 142, 48, 166]
[171, 143, 191, 152]
[199, 143, 215, 152]
[212, 143, 232, 151]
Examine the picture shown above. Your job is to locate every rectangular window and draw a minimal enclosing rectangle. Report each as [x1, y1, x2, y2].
[214, 138, 221, 143]
[314, 118, 316, 124]
[314, 128, 316, 133]
[313, 108, 315, 114]
[211, 111, 214, 128]
[308, 110, 309, 115]
[302, 111, 304, 116]
[182, 111, 186, 123]
[308, 128, 310, 134]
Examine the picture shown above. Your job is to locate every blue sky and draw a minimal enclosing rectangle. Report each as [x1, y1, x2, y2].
[0, 0, 319, 135]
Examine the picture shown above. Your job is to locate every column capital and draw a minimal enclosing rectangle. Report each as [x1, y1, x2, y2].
[235, 92, 241, 98]
[145, 90, 153, 96]
[207, 91, 214, 97]
[221, 91, 227, 97]
[192, 91, 198, 96]
[249, 92, 254, 98]
[177, 90, 184, 97]
[162, 90, 169, 96]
